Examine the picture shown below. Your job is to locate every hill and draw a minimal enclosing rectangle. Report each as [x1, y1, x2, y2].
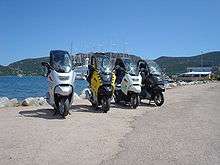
[0, 65, 18, 76]
[0, 51, 220, 76]
[155, 51, 220, 75]
[0, 53, 139, 76]
[8, 57, 49, 76]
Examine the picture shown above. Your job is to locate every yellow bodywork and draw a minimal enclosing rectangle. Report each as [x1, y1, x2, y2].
[90, 70, 116, 96]
[90, 70, 102, 96]
[111, 73, 116, 90]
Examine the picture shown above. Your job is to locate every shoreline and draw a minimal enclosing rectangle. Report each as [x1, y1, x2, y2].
[0, 80, 217, 108]
[0, 76, 88, 101]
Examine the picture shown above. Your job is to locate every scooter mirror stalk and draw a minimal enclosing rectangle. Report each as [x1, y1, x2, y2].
[41, 62, 53, 70]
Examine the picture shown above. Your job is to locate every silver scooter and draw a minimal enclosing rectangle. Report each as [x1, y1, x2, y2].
[114, 58, 142, 109]
[42, 50, 76, 118]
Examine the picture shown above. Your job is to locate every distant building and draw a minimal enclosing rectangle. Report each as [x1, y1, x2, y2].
[177, 67, 213, 81]
[187, 67, 212, 72]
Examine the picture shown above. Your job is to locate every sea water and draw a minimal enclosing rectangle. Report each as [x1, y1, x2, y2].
[0, 76, 88, 100]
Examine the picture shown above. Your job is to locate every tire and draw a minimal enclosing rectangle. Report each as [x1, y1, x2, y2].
[101, 97, 110, 113]
[154, 92, 164, 106]
[59, 98, 69, 119]
[92, 102, 98, 109]
[53, 107, 58, 116]
[130, 94, 139, 109]
[114, 96, 120, 104]
[63, 99, 70, 117]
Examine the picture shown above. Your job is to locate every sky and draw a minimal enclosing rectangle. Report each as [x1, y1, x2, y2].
[0, 0, 220, 65]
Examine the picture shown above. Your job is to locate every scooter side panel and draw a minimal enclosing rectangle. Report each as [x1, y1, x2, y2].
[121, 74, 142, 95]
[47, 70, 75, 107]
[90, 70, 102, 100]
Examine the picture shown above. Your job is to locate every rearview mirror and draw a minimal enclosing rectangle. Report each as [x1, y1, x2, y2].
[41, 62, 53, 69]
[72, 63, 77, 69]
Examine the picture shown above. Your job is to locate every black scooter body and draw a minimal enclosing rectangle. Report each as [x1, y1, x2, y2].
[138, 60, 165, 106]
[140, 75, 164, 97]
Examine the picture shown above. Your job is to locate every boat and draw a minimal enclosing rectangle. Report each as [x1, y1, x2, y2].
[17, 74, 23, 77]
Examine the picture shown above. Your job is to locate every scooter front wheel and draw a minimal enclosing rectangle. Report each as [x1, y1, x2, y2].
[130, 94, 139, 109]
[59, 98, 70, 119]
[92, 102, 98, 109]
[101, 97, 110, 113]
[154, 92, 164, 106]
[114, 95, 120, 104]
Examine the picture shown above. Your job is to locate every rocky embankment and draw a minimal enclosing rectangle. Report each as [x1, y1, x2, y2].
[0, 97, 19, 108]
[164, 80, 213, 89]
[0, 92, 87, 108]
[0, 81, 215, 108]
[0, 97, 47, 108]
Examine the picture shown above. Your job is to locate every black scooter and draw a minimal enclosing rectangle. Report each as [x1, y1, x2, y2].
[138, 60, 165, 106]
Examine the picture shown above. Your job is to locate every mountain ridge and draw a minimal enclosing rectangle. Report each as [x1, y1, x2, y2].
[0, 51, 220, 76]
[155, 51, 220, 75]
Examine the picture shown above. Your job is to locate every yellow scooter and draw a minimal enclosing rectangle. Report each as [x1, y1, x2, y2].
[87, 53, 116, 113]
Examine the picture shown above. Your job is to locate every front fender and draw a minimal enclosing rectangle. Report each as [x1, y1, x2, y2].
[55, 85, 73, 96]
[129, 85, 142, 94]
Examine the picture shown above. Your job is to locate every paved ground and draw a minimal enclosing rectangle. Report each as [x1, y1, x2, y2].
[0, 82, 219, 165]
[102, 82, 220, 165]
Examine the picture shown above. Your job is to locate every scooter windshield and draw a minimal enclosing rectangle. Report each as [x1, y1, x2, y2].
[147, 60, 162, 76]
[97, 56, 112, 74]
[52, 53, 72, 73]
[124, 59, 139, 76]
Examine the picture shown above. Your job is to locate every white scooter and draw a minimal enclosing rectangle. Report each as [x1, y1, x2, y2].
[114, 58, 142, 109]
[42, 50, 76, 118]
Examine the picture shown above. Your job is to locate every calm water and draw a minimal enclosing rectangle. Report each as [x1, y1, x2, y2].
[0, 76, 88, 100]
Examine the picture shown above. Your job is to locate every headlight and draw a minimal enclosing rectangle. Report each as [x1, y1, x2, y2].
[59, 76, 70, 81]
[132, 78, 139, 81]
[102, 75, 111, 82]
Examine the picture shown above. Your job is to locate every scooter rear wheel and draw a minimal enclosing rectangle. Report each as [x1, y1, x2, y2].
[154, 92, 164, 106]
